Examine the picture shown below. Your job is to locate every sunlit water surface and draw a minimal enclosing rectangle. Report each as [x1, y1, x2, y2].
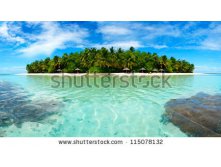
[0, 74, 221, 137]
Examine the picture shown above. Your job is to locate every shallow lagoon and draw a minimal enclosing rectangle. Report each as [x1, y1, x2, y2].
[0, 74, 221, 137]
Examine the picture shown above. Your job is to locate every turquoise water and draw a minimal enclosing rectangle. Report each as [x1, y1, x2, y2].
[0, 74, 221, 137]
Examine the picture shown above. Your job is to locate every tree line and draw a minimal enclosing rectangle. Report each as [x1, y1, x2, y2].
[26, 47, 194, 73]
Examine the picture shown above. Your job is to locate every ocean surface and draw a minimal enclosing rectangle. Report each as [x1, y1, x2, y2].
[0, 74, 221, 137]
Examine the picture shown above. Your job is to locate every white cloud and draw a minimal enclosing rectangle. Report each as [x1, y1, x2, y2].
[93, 41, 168, 49]
[140, 23, 181, 49]
[200, 39, 221, 50]
[147, 44, 168, 49]
[202, 24, 221, 50]
[3, 21, 221, 57]
[143, 24, 181, 39]
[190, 22, 221, 51]
[182, 22, 197, 30]
[18, 22, 88, 57]
[96, 22, 181, 49]
[97, 25, 131, 35]
[0, 22, 25, 43]
[93, 40, 142, 49]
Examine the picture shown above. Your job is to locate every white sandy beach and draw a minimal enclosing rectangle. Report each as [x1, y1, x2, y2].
[16, 72, 206, 76]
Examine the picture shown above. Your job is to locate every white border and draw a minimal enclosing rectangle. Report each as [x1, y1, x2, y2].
[0, 138, 220, 167]
[1, 0, 221, 166]
[0, 0, 221, 21]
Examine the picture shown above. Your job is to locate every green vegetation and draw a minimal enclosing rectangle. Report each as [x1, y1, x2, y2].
[26, 47, 194, 73]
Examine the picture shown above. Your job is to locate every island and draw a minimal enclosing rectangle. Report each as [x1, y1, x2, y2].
[26, 47, 194, 73]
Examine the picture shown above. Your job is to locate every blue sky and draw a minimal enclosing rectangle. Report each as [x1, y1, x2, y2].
[0, 21, 221, 73]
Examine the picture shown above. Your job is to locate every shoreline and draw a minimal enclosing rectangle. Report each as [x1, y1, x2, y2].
[16, 72, 206, 76]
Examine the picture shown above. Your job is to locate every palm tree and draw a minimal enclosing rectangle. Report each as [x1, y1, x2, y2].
[26, 47, 194, 74]
[161, 55, 168, 69]
[129, 46, 135, 52]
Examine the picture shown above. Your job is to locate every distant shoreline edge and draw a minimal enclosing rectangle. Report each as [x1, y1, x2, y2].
[16, 73, 206, 76]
